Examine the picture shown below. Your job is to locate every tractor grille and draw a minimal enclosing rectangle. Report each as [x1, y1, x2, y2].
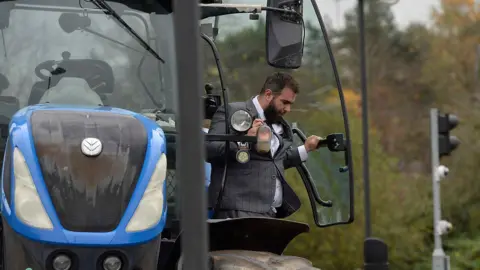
[30, 110, 147, 232]
[166, 169, 176, 204]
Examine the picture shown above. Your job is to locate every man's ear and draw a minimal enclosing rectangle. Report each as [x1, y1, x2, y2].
[264, 89, 273, 102]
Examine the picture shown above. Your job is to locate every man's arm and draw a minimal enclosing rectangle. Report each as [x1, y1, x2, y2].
[205, 105, 239, 163]
[283, 135, 320, 169]
[283, 146, 306, 169]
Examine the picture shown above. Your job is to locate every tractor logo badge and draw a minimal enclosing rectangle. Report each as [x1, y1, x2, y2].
[81, 137, 103, 157]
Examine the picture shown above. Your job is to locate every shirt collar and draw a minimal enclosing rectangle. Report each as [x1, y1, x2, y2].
[252, 95, 266, 120]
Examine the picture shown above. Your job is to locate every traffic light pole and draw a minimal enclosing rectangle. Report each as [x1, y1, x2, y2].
[430, 108, 450, 270]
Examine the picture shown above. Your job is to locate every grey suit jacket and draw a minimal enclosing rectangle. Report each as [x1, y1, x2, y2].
[206, 99, 302, 218]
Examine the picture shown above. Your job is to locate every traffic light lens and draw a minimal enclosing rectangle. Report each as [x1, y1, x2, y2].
[448, 114, 459, 129]
[450, 135, 460, 150]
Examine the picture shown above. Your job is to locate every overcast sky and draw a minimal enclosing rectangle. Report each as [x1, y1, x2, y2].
[216, 0, 442, 35]
[317, 0, 440, 29]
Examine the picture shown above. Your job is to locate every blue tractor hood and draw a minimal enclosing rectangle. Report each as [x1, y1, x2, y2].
[1, 104, 168, 246]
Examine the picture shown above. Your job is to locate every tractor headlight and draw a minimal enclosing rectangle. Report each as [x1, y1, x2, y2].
[126, 153, 167, 232]
[230, 110, 253, 132]
[13, 147, 53, 230]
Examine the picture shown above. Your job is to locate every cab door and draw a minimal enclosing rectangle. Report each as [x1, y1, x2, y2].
[280, 0, 354, 227]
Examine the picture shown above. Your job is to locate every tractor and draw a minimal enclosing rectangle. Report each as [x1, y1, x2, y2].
[0, 0, 354, 269]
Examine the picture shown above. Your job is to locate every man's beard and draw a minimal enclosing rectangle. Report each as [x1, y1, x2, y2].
[264, 99, 281, 124]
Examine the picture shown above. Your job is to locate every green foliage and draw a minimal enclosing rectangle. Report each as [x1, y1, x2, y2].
[445, 235, 480, 270]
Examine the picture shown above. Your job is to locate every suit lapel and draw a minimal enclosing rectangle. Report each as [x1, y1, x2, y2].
[278, 118, 292, 141]
[273, 131, 283, 158]
[272, 118, 293, 158]
[245, 98, 259, 119]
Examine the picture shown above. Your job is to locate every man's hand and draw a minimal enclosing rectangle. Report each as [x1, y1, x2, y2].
[247, 119, 264, 136]
[304, 135, 322, 152]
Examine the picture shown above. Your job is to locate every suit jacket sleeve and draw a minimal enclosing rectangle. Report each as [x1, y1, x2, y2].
[206, 105, 239, 163]
[283, 145, 303, 169]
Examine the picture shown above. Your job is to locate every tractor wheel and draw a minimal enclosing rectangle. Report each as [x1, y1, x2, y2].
[176, 254, 214, 270]
[209, 250, 321, 270]
[176, 250, 320, 270]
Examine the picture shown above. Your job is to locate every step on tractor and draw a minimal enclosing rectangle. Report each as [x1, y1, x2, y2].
[0, 0, 354, 269]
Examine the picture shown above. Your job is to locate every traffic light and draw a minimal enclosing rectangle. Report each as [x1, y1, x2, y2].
[437, 112, 460, 157]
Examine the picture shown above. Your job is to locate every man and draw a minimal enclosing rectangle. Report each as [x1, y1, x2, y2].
[206, 72, 320, 219]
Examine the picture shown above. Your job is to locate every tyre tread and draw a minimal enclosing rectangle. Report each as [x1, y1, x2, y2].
[210, 250, 320, 270]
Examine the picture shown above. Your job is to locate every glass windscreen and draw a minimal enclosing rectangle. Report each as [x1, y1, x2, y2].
[0, 0, 176, 116]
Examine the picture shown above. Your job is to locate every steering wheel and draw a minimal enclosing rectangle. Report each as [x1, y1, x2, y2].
[29, 51, 115, 106]
[34, 52, 72, 81]
[34, 60, 59, 81]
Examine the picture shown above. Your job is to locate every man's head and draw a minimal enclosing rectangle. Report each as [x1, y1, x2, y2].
[259, 72, 299, 123]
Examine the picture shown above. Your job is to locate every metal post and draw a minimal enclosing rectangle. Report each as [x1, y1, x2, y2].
[358, 0, 371, 239]
[173, 0, 209, 269]
[430, 108, 447, 270]
[359, 1, 389, 269]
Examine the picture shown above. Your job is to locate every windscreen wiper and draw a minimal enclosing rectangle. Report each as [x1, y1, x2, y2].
[90, 0, 165, 63]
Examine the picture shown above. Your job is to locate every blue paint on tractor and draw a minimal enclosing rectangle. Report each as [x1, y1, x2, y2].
[1, 104, 168, 246]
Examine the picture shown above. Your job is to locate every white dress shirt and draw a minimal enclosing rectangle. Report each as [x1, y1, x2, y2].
[252, 96, 308, 208]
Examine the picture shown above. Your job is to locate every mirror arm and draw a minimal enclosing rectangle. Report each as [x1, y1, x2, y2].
[200, 4, 263, 19]
[199, 4, 300, 20]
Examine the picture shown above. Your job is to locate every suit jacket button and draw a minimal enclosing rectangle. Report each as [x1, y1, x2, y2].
[272, 175, 276, 179]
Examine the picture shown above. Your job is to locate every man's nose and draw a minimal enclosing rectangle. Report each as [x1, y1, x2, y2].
[284, 105, 291, 113]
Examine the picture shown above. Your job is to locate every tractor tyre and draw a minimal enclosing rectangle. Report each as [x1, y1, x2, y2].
[209, 250, 321, 270]
[176, 254, 214, 270]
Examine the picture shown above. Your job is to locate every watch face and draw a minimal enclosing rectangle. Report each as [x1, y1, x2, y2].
[236, 150, 250, 164]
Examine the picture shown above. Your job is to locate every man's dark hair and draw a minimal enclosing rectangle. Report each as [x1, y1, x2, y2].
[260, 72, 299, 95]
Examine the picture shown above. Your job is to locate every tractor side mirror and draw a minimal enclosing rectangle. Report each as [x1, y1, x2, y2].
[265, 0, 304, 69]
